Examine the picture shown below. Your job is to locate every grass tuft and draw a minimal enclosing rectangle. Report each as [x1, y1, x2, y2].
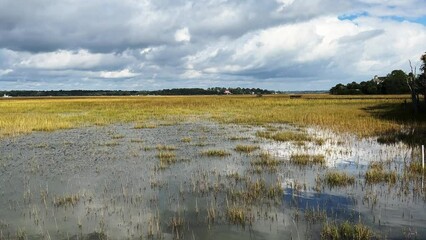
[321, 221, 375, 240]
[365, 162, 397, 184]
[157, 152, 176, 161]
[256, 130, 312, 142]
[53, 194, 80, 207]
[157, 151, 177, 169]
[226, 206, 248, 227]
[290, 154, 325, 166]
[156, 144, 177, 151]
[325, 171, 355, 187]
[181, 137, 192, 143]
[201, 149, 231, 157]
[408, 161, 425, 176]
[251, 152, 281, 168]
[235, 144, 260, 153]
[134, 123, 157, 129]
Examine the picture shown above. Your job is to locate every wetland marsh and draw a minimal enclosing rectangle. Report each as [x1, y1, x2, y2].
[0, 95, 425, 239]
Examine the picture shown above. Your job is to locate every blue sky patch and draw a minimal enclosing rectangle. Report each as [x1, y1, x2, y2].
[412, 16, 426, 25]
[338, 12, 368, 21]
[339, 12, 426, 26]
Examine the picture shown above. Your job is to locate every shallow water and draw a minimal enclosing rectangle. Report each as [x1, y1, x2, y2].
[0, 122, 424, 239]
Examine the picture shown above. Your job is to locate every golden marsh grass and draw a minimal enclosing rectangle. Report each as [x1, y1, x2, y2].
[0, 94, 414, 138]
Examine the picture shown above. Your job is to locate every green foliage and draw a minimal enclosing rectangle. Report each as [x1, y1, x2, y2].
[419, 52, 426, 97]
[330, 69, 410, 95]
[382, 70, 409, 94]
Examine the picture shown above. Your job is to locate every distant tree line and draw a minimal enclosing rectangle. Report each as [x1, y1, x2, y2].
[0, 87, 274, 97]
[330, 69, 410, 95]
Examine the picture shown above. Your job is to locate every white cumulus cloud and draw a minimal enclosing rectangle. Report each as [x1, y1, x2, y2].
[174, 27, 191, 43]
[99, 69, 139, 79]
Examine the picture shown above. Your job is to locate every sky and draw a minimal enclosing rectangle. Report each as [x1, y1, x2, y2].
[0, 0, 426, 91]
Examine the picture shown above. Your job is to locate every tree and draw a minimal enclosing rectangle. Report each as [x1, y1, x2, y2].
[329, 70, 410, 95]
[360, 80, 379, 94]
[382, 70, 409, 94]
[330, 84, 347, 95]
[419, 52, 426, 103]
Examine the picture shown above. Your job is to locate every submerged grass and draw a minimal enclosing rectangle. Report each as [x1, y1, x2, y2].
[156, 152, 176, 161]
[290, 154, 325, 166]
[256, 130, 312, 142]
[365, 162, 397, 184]
[53, 193, 80, 207]
[408, 161, 426, 176]
[226, 206, 249, 227]
[157, 151, 177, 169]
[321, 221, 376, 240]
[325, 171, 355, 187]
[156, 144, 177, 151]
[201, 149, 231, 157]
[0, 95, 415, 138]
[250, 152, 282, 173]
[228, 179, 283, 204]
[235, 144, 260, 153]
[181, 137, 192, 143]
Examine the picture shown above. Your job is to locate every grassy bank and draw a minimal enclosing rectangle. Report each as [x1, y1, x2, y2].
[0, 94, 419, 138]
